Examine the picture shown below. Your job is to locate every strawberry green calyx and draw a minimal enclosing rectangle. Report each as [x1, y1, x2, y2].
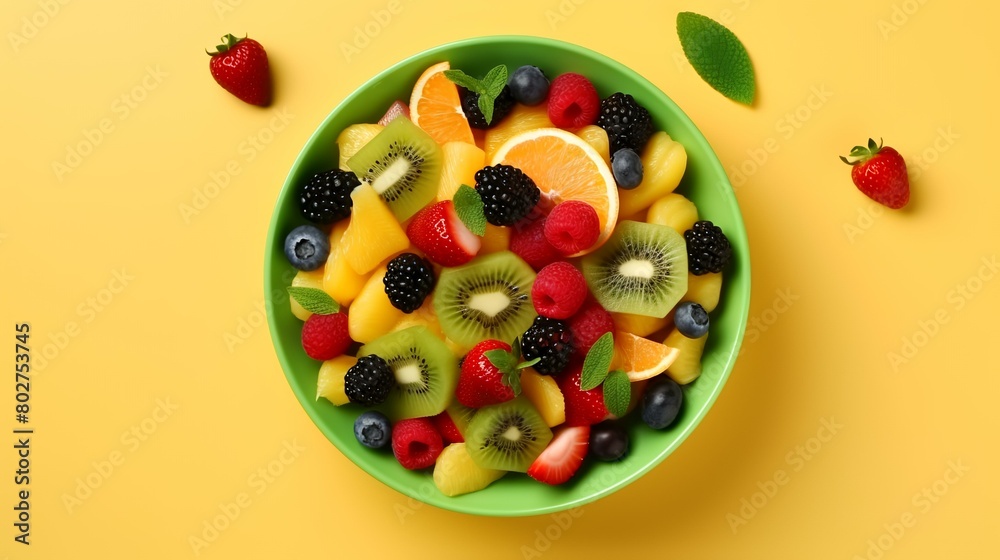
[840, 137, 884, 165]
[483, 338, 539, 395]
[206, 33, 245, 56]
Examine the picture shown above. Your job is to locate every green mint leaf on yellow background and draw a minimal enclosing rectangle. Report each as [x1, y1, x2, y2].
[602, 370, 631, 418]
[453, 184, 486, 236]
[287, 287, 339, 315]
[676, 11, 756, 105]
[581, 332, 615, 391]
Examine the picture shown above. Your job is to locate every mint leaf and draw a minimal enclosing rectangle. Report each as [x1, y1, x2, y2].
[481, 65, 508, 99]
[581, 332, 614, 391]
[602, 370, 631, 418]
[443, 69, 483, 93]
[453, 185, 486, 236]
[676, 12, 755, 105]
[478, 94, 496, 126]
[287, 287, 339, 315]
[484, 348, 522, 395]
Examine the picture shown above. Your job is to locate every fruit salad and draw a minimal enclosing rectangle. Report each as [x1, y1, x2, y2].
[281, 61, 733, 496]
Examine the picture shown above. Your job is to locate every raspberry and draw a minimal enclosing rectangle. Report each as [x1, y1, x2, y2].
[547, 73, 600, 129]
[684, 220, 732, 275]
[383, 253, 435, 313]
[344, 355, 395, 406]
[298, 169, 359, 224]
[596, 92, 654, 154]
[300, 312, 352, 360]
[567, 298, 614, 359]
[431, 411, 464, 444]
[460, 86, 516, 129]
[391, 418, 443, 470]
[543, 201, 600, 255]
[509, 210, 561, 270]
[531, 262, 588, 319]
[520, 316, 575, 375]
[474, 165, 540, 226]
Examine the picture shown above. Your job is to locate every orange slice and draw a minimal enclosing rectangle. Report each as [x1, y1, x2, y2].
[611, 331, 680, 382]
[490, 128, 618, 254]
[409, 62, 475, 146]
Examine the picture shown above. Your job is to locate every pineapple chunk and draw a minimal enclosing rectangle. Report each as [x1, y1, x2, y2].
[436, 141, 485, 202]
[647, 193, 699, 235]
[433, 443, 506, 497]
[348, 265, 405, 344]
[323, 221, 371, 306]
[479, 223, 511, 255]
[392, 299, 444, 339]
[663, 329, 707, 385]
[576, 125, 611, 166]
[686, 272, 723, 313]
[618, 132, 687, 217]
[612, 312, 670, 338]
[317, 355, 357, 405]
[521, 368, 565, 427]
[340, 184, 410, 275]
[337, 124, 384, 170]
[289, 269, 325, 321]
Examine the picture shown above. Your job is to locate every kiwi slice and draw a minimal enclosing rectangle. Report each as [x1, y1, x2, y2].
[346, 117, 442, 222]
[433, 251, 537, 348]
[582, 220, 688, 318]
[466, 398, 553, 472]
[444, 401, 478, 437]
[359, 326, 458, 421]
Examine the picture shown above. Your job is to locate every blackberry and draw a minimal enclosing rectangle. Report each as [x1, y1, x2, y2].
[460, 86, 516, 129]
[474, 164, 540, 226]
[684, 220, 732, 275]
[344, 355, 395, 406]
[520, 316, 575, 375]
[383, 253, 436, 313]
[596, 92, 654, 154]
[298, 169, 360, 224]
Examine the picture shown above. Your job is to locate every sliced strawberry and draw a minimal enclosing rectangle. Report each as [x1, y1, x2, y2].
[527, 425, 590, 485]
[558, 364, 609, 426]
[406, 200, 481, 267]
[431, 410, 464, 444]
[378, 100, 410, 126]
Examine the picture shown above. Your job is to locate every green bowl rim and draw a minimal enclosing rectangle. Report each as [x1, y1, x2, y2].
[264, 34, 751, 516]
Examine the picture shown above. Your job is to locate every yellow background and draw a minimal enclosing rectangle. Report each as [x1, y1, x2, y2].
[3, 0, 997, 558]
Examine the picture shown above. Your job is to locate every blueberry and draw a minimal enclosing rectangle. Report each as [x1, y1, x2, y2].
[589, 422, 629, 461]
[353, 411, 392, 449]
[283, 225, 330, 271]
[611, 148, 643, 189]
[641, 376, 683, 429]
[674, 301, 710, 338]
[507, 65, 550, 106]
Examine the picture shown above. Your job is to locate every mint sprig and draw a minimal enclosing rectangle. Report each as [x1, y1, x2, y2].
[453, 185, 486, 236]
[444, 65, 508, 125]
[676, 12, 755, 105]
[581, 332, 615, 391]
[287, 287, 339, 315]
[602, 370, 631, 418]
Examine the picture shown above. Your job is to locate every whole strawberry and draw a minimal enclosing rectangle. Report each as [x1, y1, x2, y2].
[207, 34, 271, 106]
[840, 138, 909, 209]
[457, 340, 535, 408]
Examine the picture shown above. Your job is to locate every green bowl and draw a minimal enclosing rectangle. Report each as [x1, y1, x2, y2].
[265, 36, 750, 516]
